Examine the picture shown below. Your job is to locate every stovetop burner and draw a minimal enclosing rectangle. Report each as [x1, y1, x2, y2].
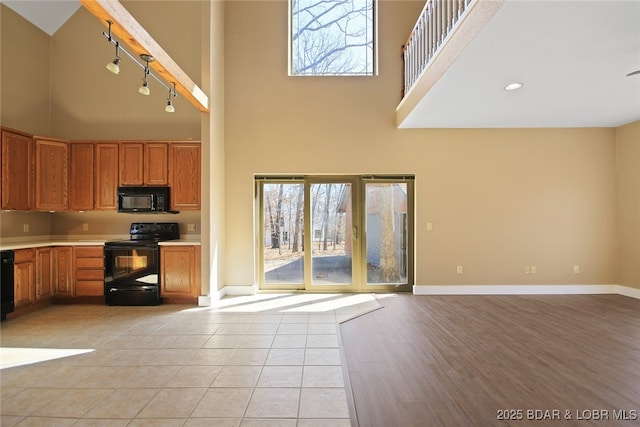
[107, 222, 180, 245]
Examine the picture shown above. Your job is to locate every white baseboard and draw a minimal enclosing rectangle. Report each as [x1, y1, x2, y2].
[198, 287, 226, 307]
[224, 285, 258, 296]
[413, 284, 639, 299]
[617, 285, 640, 299]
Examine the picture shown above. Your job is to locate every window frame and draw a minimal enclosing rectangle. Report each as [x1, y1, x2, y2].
[288, 0, 378, 77]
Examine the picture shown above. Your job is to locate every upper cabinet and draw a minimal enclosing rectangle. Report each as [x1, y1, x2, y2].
[169, 143, 201, 210]
[1, 128, 34, 210]
[145, 143, 169, 185]
[2, 130, 200, 212]
[69, 143, 95, 211]
[34, 137, 69, 211]
[95, 143, 119, 210]
[119, 143, 144, 186]
[120, 142, 168, 186]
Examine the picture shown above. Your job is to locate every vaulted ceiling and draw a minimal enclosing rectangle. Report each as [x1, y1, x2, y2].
[5, 0, 640, 128]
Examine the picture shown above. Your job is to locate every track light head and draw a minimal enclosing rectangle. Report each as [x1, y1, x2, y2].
[106, 58, 120, 74]
[138, 54, 154, 96]
[164, 82, 177, 112]
[138, 81, 150, 96]
[106, 40, 121, 74]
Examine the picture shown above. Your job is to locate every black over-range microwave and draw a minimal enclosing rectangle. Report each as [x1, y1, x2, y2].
[117, 186, 176, 213]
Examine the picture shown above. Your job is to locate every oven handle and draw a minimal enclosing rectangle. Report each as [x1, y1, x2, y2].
[108, 287, 156, 292]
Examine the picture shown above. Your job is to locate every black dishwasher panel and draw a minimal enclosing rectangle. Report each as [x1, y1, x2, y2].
[1, 250, 15, 321]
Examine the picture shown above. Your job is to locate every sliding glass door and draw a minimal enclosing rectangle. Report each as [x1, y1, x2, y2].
[257, 176, 413, 292]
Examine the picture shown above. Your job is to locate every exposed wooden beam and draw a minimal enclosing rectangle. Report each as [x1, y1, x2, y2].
[79, 0, 209, 112]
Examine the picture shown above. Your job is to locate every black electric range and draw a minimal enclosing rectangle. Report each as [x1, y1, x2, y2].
[104, 222, 179, 306]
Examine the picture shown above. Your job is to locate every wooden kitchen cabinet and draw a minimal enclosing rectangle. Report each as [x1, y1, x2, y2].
[1, 127, 33, 210]
[120, 142, 168, 186]
[34, 137, 69, 211]
[54, 247, 74, 296]
[14, 249, 35, 307]
[144, 143, 168, 185]
[160, 245, 201, 300]
[119, 143, 144, 186]
[169, 143, 201, 210]
[95, 143, 119, 210]
[69, 143, 95, 210]
[36, 247, 54, 301]
[74, 246, 104, 297]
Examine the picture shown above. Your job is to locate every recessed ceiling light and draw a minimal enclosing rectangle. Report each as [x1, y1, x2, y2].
[504, 82, 524, 91]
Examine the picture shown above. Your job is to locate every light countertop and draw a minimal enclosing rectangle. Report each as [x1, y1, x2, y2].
[0, 237, 201, 251]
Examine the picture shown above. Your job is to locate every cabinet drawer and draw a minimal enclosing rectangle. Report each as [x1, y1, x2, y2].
[75, 247, 104, 258]
[75, 258, 104, 269]
[76, 280, 104, 296]
[75, 269, 104, 280]
[14, 248, 35, 263]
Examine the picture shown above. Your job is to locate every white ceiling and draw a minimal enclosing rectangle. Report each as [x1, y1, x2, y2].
[5, 0, 640, 128]
[400, 0, 640, 128]
[2, 0, 80, 36]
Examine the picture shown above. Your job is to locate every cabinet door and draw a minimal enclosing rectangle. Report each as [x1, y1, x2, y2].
[95, 143, 119, 210]
[69, 143, 95, 211]
[14, 249, 36, 306]
[169, 143, 201, 210]
[55, 247, 74, 296]
[1, 129, 33, 210]
[119, 143, 144, 186]
[144, 143, 168, 185]
[35, 137, 69, 211]
[15, 262, 35, 306]
[36, 247, 54, 300]
[161, 246, 200, 298]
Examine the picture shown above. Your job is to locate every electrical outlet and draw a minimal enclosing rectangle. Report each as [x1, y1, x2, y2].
[426, 222, 433, 231]
[574, 265, 580, 274]
[531, 266, 536, 274]
[456, 265, 463, 274]
[82, 223, 89, 232]
[187, 223, 197, 232]
[23, 224, 29, 232]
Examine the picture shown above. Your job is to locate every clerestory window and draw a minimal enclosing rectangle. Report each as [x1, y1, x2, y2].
[290, 0, 376, 76]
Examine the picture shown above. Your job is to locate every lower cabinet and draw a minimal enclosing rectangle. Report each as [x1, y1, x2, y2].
[36, 247, 54, 301]
[17, 247, 74, 308]
[14, 249, 35, 307]
[54, 247, 74, 296]
[160, 245, 201, 300]
[74, 246, 104, 297]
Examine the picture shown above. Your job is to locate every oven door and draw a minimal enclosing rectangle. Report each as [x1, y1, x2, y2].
[104, 243, 161, 305]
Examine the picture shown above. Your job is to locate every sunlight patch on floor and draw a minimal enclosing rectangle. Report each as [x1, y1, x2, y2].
[180, 293, 385, 315]
[0, 347, 94, 369]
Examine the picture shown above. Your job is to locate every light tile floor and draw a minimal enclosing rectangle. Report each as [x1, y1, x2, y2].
[0, 293, 382, 426]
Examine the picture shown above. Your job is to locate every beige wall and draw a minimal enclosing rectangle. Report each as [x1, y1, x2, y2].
[0, 2, 206, 248]
[224, 0, 620, 288]
[50, 2, 201, 140]
[0, 0, 635, 293]
[616, 121, 640, 289]
[0, 5, 51, 135]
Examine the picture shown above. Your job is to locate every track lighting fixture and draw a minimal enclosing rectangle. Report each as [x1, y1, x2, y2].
[165, 82, 177, 113]
[101, 20, 178, 112]
[138, 54, 153, 96]
[106, 41, 120, 74]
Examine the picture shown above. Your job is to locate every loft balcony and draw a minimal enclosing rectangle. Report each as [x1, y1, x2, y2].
[397, 0, 640, 129]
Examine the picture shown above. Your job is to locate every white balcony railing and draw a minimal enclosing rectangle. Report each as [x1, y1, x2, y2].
[402, 0, 472, 98]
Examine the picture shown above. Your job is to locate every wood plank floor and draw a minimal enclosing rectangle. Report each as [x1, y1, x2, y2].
[339, 294, 640, 427]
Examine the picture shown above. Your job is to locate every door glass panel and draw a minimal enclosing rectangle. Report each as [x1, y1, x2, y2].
[365, 183, 408, 285]
[263, 183, 305, 284]
[311, 183, 352, 285]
